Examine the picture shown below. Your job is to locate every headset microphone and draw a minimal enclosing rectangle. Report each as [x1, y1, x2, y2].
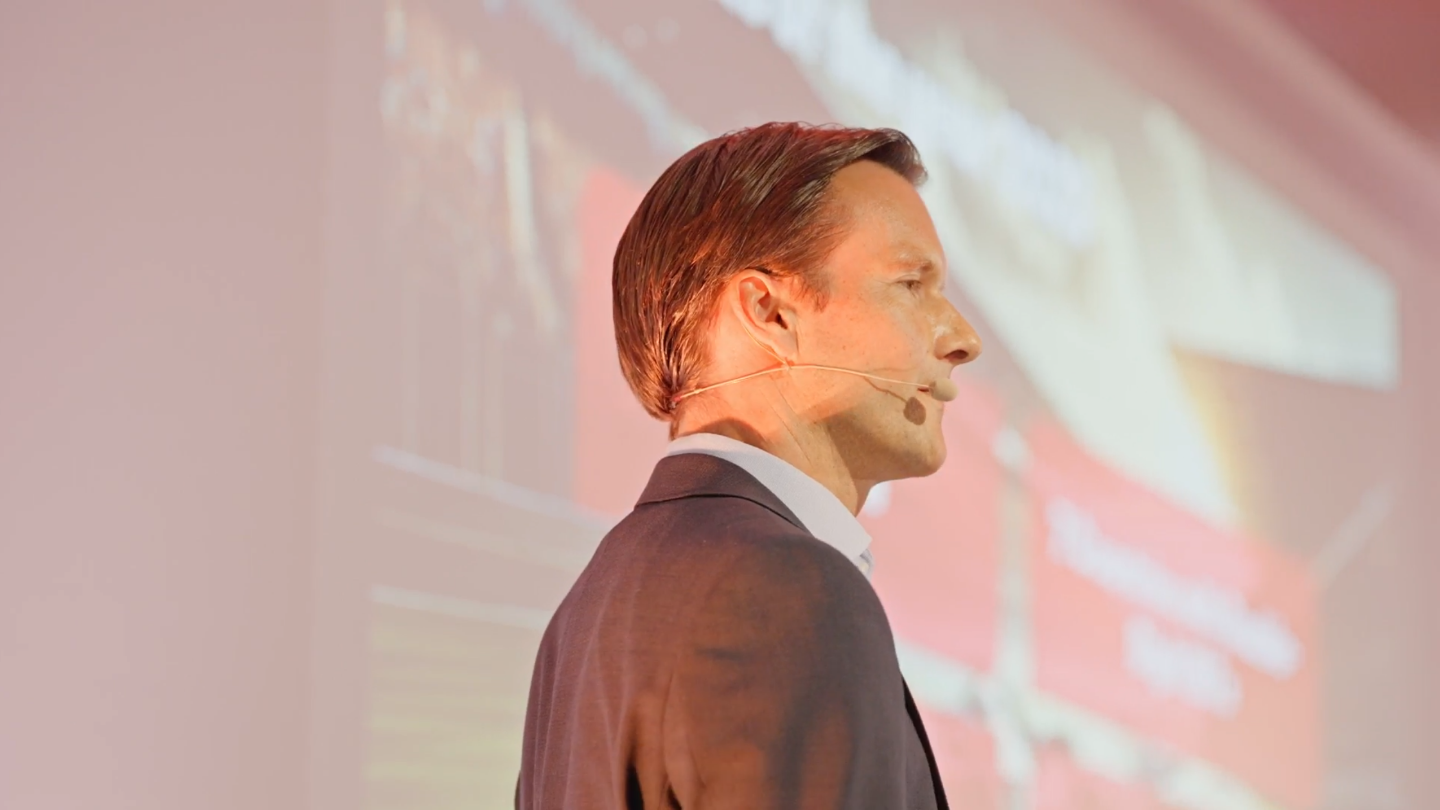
[672, 363, 958, 406]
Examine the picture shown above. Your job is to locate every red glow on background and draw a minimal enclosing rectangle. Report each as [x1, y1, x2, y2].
[1027, 418, 1320, 807]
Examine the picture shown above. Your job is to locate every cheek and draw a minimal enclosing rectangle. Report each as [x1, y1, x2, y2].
[805, 307, 865, 354]
[814, 300, 925, 359]
[879, 305, 933, 362]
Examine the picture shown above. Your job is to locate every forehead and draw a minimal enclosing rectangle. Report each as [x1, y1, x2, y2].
[825, 161, 943, 267]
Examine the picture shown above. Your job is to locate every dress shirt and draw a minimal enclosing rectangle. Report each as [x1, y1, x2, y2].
[665, 432, 875, 580]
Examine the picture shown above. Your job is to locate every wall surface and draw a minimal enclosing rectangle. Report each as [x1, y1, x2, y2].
[0, 2, 326, 808]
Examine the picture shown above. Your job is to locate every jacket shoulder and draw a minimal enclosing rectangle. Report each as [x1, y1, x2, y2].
[627, 493, 869, 587]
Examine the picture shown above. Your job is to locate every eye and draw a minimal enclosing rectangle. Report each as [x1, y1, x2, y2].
[901, 278, 924, 293]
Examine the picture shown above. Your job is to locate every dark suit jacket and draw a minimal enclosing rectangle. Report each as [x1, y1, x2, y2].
[517, 453, 949, 809]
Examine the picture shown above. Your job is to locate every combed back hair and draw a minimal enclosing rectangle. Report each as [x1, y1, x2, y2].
[612, 122, 926, 422]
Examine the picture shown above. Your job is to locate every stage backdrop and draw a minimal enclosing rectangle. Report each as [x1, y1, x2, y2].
[308, 1, 1428, 808]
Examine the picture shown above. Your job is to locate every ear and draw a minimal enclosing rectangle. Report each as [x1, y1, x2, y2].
[728, 269, 801, 364]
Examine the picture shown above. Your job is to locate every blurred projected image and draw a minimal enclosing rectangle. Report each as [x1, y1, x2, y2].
[366, 595, 539, 807]
[319, 0, 1406, 808]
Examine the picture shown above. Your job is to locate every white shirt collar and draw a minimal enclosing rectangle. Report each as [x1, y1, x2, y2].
[665, 432, 875, 580]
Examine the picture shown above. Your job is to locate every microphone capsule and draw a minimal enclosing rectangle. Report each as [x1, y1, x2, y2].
[927, 378, 959, 402]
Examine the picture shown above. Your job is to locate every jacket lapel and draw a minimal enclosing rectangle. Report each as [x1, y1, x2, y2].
[903, 679, 950, 810]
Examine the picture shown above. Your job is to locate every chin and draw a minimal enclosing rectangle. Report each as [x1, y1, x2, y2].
[914, 438, 947, 476]
[886, 432, 947, 480]
[838, 408, 947, 480]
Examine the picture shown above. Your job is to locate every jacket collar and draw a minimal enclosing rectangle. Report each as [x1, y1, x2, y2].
[636, 452, 808, 534]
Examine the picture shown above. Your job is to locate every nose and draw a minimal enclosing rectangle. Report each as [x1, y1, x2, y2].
[938, 299, 982, 366]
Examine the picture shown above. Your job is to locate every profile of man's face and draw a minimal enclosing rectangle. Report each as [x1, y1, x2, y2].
[795, 160, 981, 483]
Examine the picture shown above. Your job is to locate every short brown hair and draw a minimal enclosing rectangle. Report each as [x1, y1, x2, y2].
[612, 122, 926, 422]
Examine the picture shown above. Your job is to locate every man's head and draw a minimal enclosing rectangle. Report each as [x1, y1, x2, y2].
[613, 122, 981, 486]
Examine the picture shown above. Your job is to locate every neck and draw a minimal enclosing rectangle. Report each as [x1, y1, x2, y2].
[675, 415, 873, 515]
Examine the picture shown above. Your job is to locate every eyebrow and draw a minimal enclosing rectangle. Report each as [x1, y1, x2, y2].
[894, 256, 943, 277]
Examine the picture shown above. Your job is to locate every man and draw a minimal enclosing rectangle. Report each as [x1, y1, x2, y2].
[518, 122, 982, 808]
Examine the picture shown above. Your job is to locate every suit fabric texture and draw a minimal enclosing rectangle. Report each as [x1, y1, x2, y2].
[517, 453, 949, 809]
